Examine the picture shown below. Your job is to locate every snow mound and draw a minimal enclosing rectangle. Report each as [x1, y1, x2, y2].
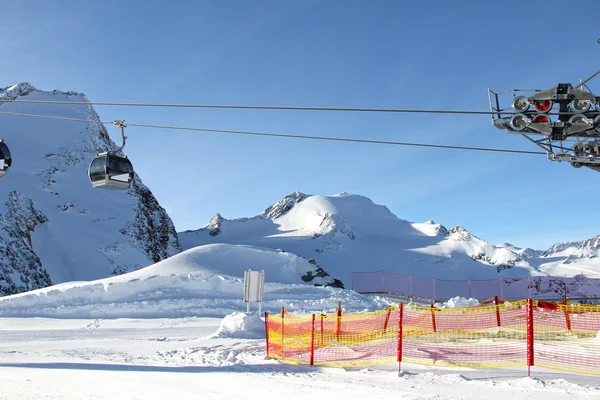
[210, 311, 265, 339]
[434, 296, 480, 308]
[0, 244, 393, 318]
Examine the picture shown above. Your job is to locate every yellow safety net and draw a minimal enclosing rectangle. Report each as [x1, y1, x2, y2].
[265, 299, 600, 376]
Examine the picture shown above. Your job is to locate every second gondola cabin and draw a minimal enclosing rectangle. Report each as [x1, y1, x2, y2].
[0, 139, 12, 179]
[88, 152, 134, 190]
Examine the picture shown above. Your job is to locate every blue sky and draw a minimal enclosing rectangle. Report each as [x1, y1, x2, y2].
[1, 0, 600, 250]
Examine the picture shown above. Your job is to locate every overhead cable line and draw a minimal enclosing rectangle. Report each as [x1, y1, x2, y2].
[0, 98, 573, 116]
[0, 110, 546, 155]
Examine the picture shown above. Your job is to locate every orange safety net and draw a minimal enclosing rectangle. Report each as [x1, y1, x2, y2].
[265, 299, 600, 376]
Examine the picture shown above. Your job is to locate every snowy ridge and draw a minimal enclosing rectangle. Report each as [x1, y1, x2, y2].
[0, 82, 180, 296]
[542, 235, 600, 259]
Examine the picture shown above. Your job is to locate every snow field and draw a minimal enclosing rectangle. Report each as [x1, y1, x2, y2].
[1, 315, 599, 400]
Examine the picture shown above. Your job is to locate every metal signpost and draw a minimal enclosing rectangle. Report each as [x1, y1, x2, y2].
[243, 269, 265, 315]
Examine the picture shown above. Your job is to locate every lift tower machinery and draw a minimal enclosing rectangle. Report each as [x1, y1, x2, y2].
[488, 38, 600, 172]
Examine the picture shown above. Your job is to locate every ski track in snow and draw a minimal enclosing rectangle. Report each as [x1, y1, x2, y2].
[0, 317, 598, 400]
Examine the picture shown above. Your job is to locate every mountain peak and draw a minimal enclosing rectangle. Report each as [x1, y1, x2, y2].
[0, 82, 38, 100]
[259, 191, 308, 220]
[446, 225, 475, 241]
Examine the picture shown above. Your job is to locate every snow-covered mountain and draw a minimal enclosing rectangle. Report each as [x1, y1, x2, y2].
[180, 191, 600, 288]
[0, 83, 181, 296]
[179, 192, 549, 288]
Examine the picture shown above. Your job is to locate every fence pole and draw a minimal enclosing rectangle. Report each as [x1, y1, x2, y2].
[280, 307, 285, 353]
[381, 270, 386, 292]
[409, 274, 413, 297]
[564, 274, 569, 300]
[494, 296, 501, 327]
[430, 304, 437, 332]
[310, 314, 316, 366]
[383, 306, 392, 333]
[499, 277, 504, 300]
[350, 272, 353, 291]
[468, 279, 472, 298]
[398, 303, 404, 373]
[320, 314, 324, 347]
[433, 278, 437, 302]
[336, 301, 342, 343]
[526, 298, 534, 377]
[562, 299, 572, 332]
[264, 312, 270, 358]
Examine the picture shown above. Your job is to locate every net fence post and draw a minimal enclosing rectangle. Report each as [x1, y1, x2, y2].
[280, 307, 285, 353]
[264, 312, 270, 358]
[336, 301, 342, 343]
[398, 303, 404, 374]
[383, 306, 392, 333]
[430, 304, 437, 332]
[526, 298, 534, 377]
[562, 298, 572, 332]
[381, 270, 386, 293]
[409, 274, 413, 297]
[310, 314, 316, 366]
[320, 314, 324, 347]
[433, 278, 437, 302]
[494, 296, 501, 327]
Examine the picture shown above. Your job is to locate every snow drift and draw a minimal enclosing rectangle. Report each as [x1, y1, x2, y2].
[0, 244, 392, 318]
[211, 311, 265, 339]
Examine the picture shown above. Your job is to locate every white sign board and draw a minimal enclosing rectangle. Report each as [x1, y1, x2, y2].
[243, 269, 264, 314]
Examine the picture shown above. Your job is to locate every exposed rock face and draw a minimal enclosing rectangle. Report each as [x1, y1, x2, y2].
[0, 82, 181, 295]
[260, 191, 307, 219]
[0, 192, 51, 296]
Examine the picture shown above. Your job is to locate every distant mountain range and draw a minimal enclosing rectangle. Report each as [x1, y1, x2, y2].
[179, 191, 600, 288]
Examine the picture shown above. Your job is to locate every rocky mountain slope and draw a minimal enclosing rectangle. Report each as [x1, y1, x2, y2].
[0, 82, 181, 296]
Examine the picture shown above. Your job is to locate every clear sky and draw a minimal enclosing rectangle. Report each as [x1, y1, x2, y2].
[1, 0, 600, 250]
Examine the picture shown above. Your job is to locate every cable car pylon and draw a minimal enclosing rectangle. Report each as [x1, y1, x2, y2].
[488, 38, 600, 173]
[88, 120, 135, 190]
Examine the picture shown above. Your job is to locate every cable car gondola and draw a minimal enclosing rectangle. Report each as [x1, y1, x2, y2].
[88, 151, 134, 190]
[88, 120, 134, 190]
[0, 139, 12, 179]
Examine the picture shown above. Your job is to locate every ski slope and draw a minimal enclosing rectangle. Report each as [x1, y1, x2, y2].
[1, 315, 599, 400]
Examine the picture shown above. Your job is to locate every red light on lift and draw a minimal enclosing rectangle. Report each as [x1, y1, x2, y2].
[534, 100, 552, 112]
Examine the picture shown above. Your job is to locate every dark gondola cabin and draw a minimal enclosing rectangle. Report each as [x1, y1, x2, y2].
[88, 152, 134, 190]
[0, 139, 12, 179]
